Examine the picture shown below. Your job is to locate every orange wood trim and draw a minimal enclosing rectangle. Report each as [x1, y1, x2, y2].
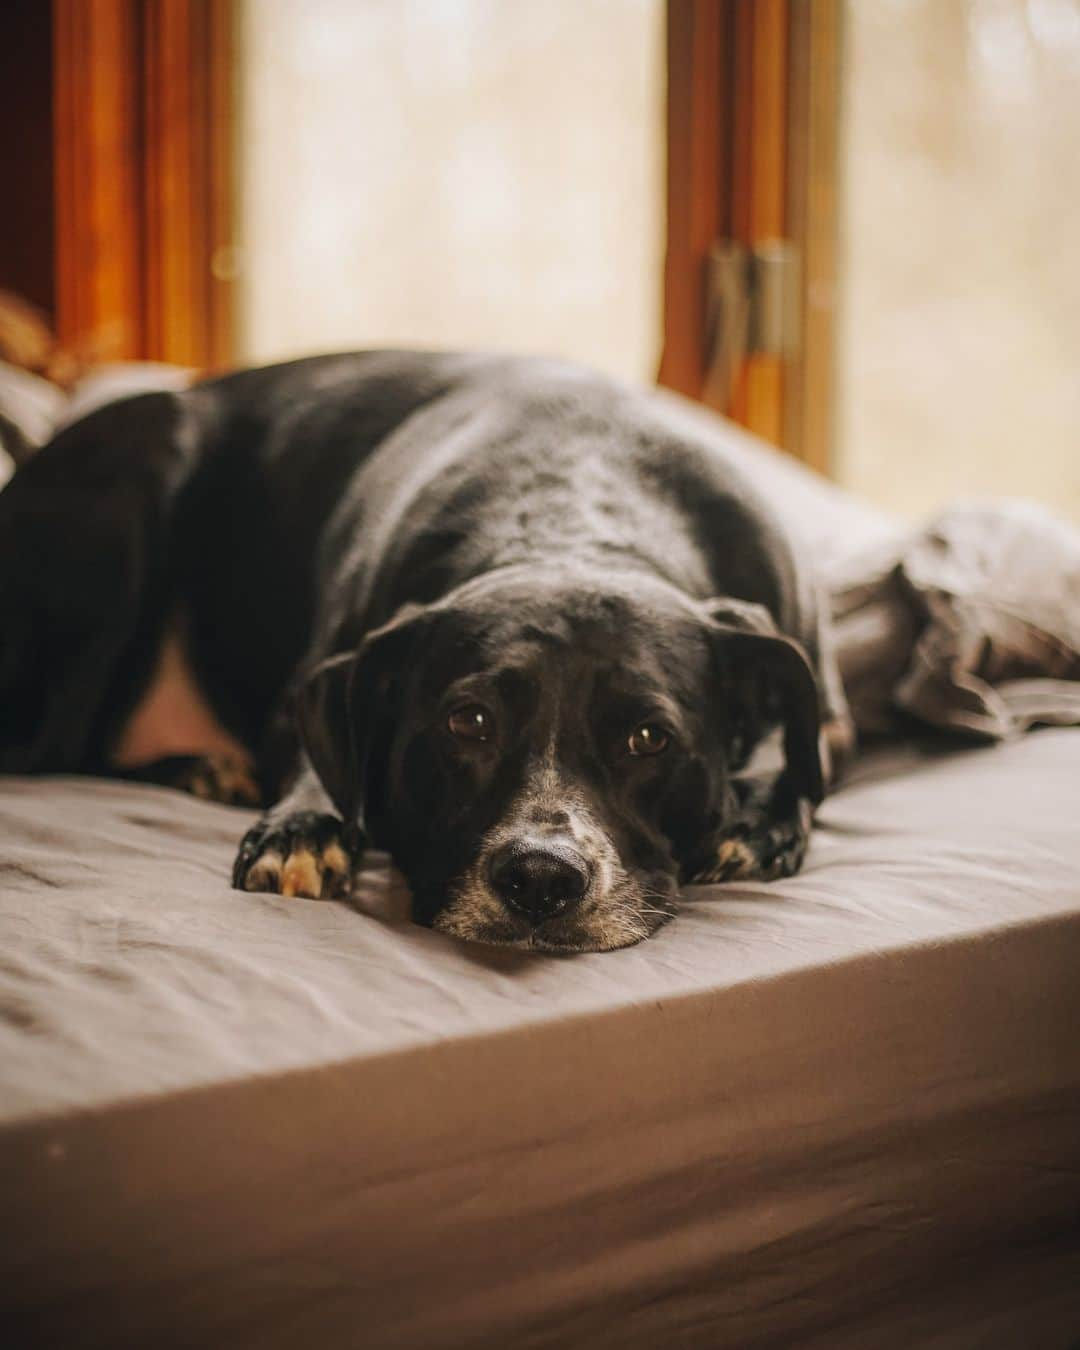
[143, 0, 236, 368]
[660, 0, 835, 465]
[53, 0, 145, 360]
[52, 0, 235, 369]
[737, 0, 788, 444]
[658, 0, 729, 400]
[785, 0, 840, 475]
[143, 0, 200, 365]
[660, 0, 789, 441]
[205, 0, 237, 369]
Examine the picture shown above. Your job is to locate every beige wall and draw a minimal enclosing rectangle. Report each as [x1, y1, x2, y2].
[836, 0, 1080, 522]
[238, 0, 665, 384]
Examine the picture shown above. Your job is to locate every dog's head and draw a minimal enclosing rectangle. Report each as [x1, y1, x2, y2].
[298, 568, 822, 952]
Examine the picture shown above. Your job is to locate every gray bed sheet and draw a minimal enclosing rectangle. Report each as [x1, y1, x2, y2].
[1, 729, 1078, 1348]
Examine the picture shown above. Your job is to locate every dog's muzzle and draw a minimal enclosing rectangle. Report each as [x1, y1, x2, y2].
[487, 838, 591, 924]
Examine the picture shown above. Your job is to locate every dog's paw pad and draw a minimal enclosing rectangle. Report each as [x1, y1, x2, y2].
[233, 813, 352, 900]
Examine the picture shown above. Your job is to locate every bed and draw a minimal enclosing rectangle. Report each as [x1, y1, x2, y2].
[1, 370, 1078, 1347]
[1, 727, 1078, 1348]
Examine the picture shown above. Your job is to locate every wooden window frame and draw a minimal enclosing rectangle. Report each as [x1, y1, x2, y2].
[47, 0, 838, 437]
[659, 0, 840, 474]
[52, 0, 237, 370]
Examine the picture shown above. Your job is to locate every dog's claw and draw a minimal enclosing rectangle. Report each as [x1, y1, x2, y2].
[233, 811, 353, 900]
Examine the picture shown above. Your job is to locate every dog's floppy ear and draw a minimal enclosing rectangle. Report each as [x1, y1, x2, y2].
[296, 604, 429, 834]
[705, 598, 825, 805]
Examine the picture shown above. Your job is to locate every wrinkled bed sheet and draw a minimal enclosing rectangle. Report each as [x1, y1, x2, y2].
[1, 730, 1078, 1348]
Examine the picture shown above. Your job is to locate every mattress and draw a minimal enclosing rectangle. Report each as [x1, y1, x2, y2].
[1, 729, 1079, 1348]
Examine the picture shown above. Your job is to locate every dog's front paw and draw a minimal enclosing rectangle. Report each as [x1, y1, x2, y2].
[693, 797, 813, 883]
[232, 811, 354, 899]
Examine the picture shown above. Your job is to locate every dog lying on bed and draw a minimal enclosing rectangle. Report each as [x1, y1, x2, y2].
[0, 353, 852, 951]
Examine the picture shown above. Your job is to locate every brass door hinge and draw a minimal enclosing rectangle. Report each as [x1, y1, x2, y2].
[703, 239, 800, 410]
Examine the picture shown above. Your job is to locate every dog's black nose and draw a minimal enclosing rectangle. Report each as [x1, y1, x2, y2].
[489, 843, 590, 923]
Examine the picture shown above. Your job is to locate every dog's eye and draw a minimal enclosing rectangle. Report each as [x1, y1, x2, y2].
[627, 723, 670, 757]
[448, 703, 494, 743]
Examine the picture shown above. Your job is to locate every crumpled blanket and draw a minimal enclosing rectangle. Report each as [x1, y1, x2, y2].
[827, 499, 1080, 741]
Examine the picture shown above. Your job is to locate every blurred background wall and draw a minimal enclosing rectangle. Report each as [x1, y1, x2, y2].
[836, 0, 1080, 521]
[238, 0, 666, 384]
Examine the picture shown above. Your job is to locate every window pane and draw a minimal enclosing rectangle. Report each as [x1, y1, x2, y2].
[238, 0, 665, 384]
[836, 0, 1080, 521]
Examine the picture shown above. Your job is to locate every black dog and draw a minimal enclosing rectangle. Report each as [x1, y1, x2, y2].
[0, 352, 851, 951]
